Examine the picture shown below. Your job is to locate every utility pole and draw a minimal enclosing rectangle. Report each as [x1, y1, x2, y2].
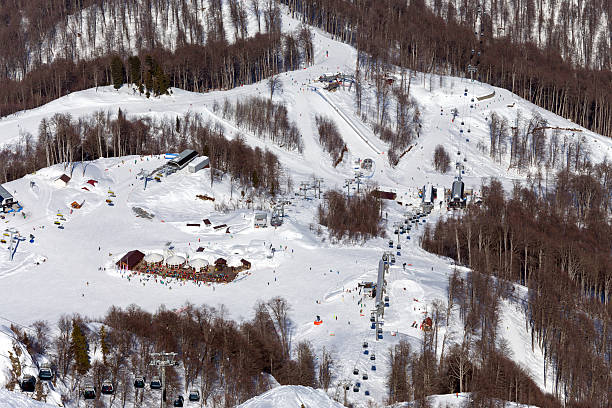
[467, 65, 478, 82]
[300, 181, 309, 198]
[393, 222, 403, 247]
[354, 172, 363, 194]
[338, 379, 352, 406]
[150, 352, 178, 408]
[344, 179, 353, 199]
[315, 177, 324, 199]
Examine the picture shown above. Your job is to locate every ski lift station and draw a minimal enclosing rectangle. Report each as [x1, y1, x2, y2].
[168, 149, 198, 170]
[0, 185, 17, 212]
[187, 156, 210, 173]
[254, 212, 268, 228]
[422, 183, 437, 208]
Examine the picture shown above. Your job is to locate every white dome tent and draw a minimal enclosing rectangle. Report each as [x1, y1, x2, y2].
[165, 255, 186, 268]
[189, 258, 209, 271]
[144, 252, 164, 265]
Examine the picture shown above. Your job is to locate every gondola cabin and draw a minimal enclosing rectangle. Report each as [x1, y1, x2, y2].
[83, 385, 96, 399]
[134, 376, 145, 388]
[150, 377, 162, 389]
[189, 390, 200, 402]
[173, 395, 184, 407]
[101, 380, 114, 395]
[20, 375, 36, 392]
[38, 365, 53, 381]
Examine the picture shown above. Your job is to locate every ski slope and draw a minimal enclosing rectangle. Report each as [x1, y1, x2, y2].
[0, 6, 607, 407]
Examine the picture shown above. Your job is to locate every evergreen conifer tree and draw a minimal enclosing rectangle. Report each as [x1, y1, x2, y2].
[127, 56, 141, 85]
[71, 321, 90, 375]
[110, 56, 124, 90]
[99, 326, 109, 365]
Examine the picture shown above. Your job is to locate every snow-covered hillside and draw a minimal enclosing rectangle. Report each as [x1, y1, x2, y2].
[0, 5, 606, 408]
[237, 385, 344, 408]
[0, 389, 56, 408]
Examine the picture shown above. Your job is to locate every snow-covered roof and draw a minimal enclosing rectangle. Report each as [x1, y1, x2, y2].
[144, 253, 164, 264]
[189, 258, 209, 269]
[188, 156, 209, 167]
[165, 255, 185, 266]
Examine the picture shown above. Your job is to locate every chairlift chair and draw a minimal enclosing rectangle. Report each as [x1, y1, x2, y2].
[83, 385, 96, 400]
[20, 375, 36, 392]
[189, 390, 200, 402]
[101, 380, 114, 395]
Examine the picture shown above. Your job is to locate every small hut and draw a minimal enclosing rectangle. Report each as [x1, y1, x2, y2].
[144, 252, 164, 265]
[54, 174, 71, 188]
[240, 259, 251, 270]
[165, 255, 186, 268]
[116, 250, 145, 270]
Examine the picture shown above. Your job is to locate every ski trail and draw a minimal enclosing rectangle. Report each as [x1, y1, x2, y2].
[314, 88, 382, 155]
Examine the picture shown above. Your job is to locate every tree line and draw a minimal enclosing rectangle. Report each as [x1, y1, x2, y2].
[0, 6, 314, 119]
[280, 0, 611, 137]
[8, 297, 331, 406]
[421, 173, 612, 407]
[0, 110, 285, 197]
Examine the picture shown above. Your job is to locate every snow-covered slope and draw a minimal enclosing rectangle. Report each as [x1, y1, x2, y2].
[237, 385, 344, 408]
[0, 389, 57, 408]
[0, 6, 605, 408]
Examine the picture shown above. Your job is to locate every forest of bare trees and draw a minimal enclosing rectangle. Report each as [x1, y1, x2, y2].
[8, 298, 326, 406]
[216, 96, 304, 152]
[281, 0, 611, 137]
[314, 115, 346, 165]
[317, 189, 383, 241]
[0, 0, 315, 118]
[0, 111, 285, 196]
[433, 145, 451, 173]
[421, 174, 612, 407]
[386, 266, 564, 407]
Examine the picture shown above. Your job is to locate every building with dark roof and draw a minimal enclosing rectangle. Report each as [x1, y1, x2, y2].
[168, 149, 198, 169]
[0, 185, 15, 212]
[116, 250, 145, 270]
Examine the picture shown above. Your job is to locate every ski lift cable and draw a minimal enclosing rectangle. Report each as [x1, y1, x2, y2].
[0, 314, 37, 333]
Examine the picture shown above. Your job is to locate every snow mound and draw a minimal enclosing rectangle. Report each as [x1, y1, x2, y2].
[237, 385, 343, 408]
[0, 389, 57, 408]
